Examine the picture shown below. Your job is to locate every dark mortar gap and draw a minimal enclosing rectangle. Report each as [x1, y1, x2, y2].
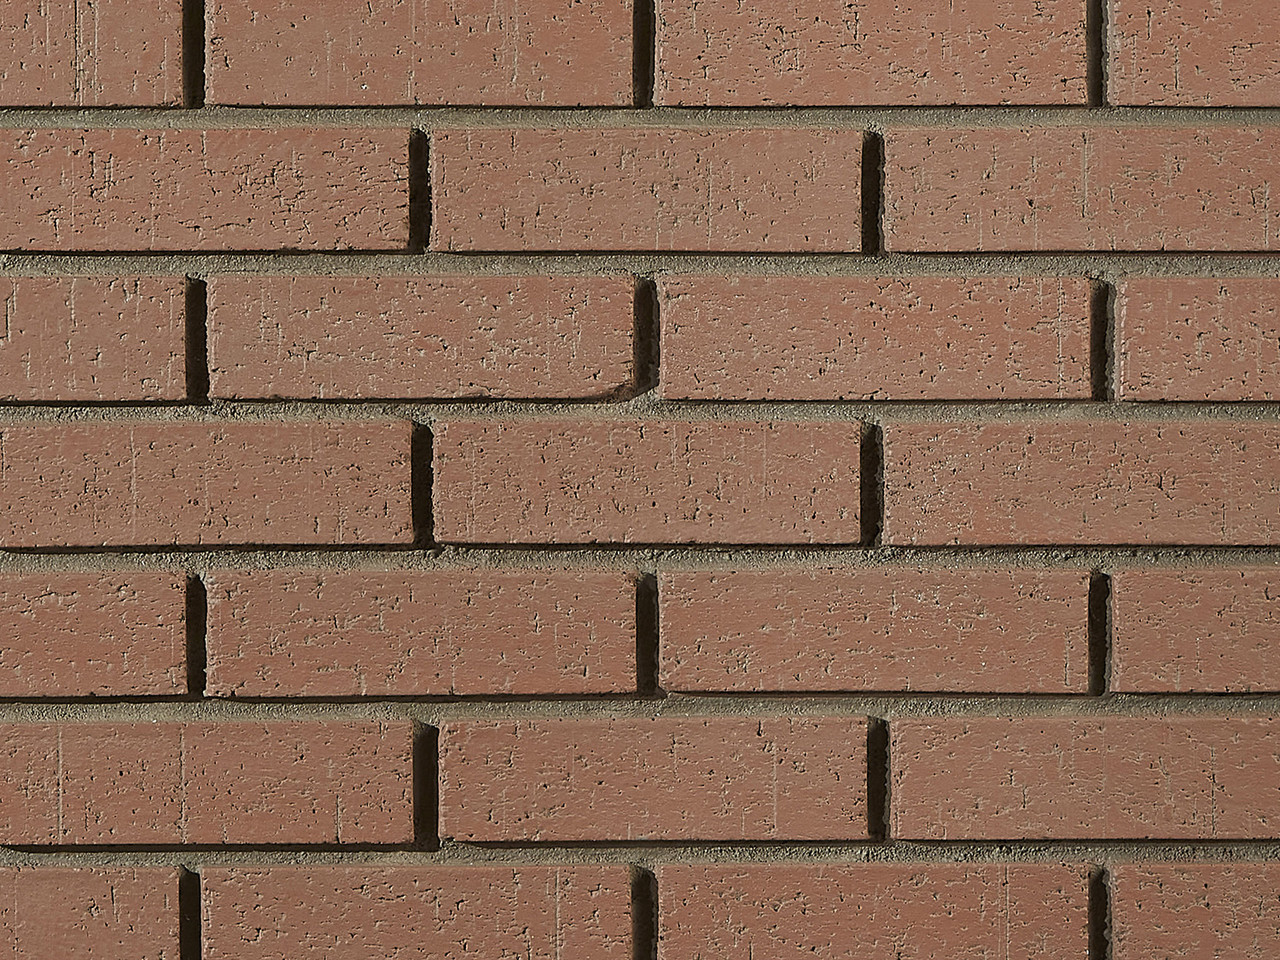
[408, 130, 430, 253]
[860, 132, 885, 255]
[631, 277, 661, 399]
[181, 0, 205, 109]
[184, 277, 209, 403]
[1088, 866, 1112, 960]
[1090, 280, 1115, 401]
[866, 718, 890, 841]
[184, 575, 208, 698]
[636, 573, 662, 697]
[1088, 571, 1112, 696]
[413, 723, 441, 851]
[859, 423, 884, 548]
[1086, 0, 1107, 107]
[178, 868, 202, 960]
[633, 0, 656, 108]
[631, 866, 659, 960]
[411, 424, 434, 548]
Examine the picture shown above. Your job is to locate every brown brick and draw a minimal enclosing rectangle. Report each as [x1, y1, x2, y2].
[0, 421, 411, 547]
[1112, 569, 1280, 693]
[429, 129, 862, 252]
[1109, 1, 1280, 106]
[202, 865, 632, 960]
[659, 276, 1092, 400]
[0, 573, 185, 697]
[206, 0, 631, 106]
[659, 569, 1089, 693]
[658, 864, 1089, 959]
[655, 0, 1087, 106]
[892, 717, 1280, 839]
[884, 128, 1280, 251]
[883, 421, 1280, 545]
[207, 276, 634, 400]
[0, 129, 406, 251]
[0, 1, 181, 106]
[1117, 278, 1280, 400]
[0, 277, 185, 402]
[439, 717, 868, 841]
[433, 420, 861, 544]
[1111, 864, 1280, 958]
[205, 569, 635, 697]
[0, 867, 180, 960]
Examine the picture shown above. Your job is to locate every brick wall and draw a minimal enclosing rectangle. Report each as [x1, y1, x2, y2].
[2, 1, 1279, 956]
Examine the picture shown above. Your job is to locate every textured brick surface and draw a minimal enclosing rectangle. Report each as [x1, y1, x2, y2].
[659, 276, 1092, 400]
[0, 573, 185, 697]
[430, 129, 863, 252]
[1117, 278, 1280, 400]
[433, 420, 862, 544]
[658, 864, 1089, 959]
[0, 421, 411, 547]
[0, 867, 179, 959]
[0, 1, 181, 106]
[1112, 569, 1280, 693]
[205, 569, 635, 696]
[202, 865, 633, 960]
[0, 130, 406, 251]
[892, 717, 1280, 839]
[439, 717, 868, 841]
[206, 0, 631, 106]
[207, 276, 634, 399]
[660, 569, 1089, 693]
[655, 0, 1087, 106]
[884, 128, 1280, 251]
[883, 421, 1280, 545]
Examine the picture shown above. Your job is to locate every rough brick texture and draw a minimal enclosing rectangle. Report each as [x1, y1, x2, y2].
[659, 276, 1092, 400]
[439, 717, 868, 841]
[207, 276, 634, 400]
[206, 0, 632, 106]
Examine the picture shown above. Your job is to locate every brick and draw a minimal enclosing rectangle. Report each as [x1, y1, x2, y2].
[1110, 0, 1280, 106]
[429, 129, 862, 252]
[0, 573, 185, 697]
[207, 276, 634, 400]
[883, 421, 1280, 545]
[0, 1, 181, 106]
[892, 717, 1280, 839]
[658, 864, 1088, 960]
[0, 421, 411, 548]
[205, 569, 635, 697]
[1117, 278, 1280, 400]
[1111, 569, 1280, 693]
[202, 865, 632, 960]
[0, 277, 184, 401]
[0, 722, 412, 845]
[206, 0, 631, 106]
[660, 569, 1089, 693]
[1111, 864, 1280, 959]
[655, 0, 1087, 106]
[433, 420, 862, 544]
[0, 867, 179, 960]
[883, 128, 1280, 252]
[0, 129, 406, 251]
[659, 276, 1092, 400]
[439, 717, 867, 841]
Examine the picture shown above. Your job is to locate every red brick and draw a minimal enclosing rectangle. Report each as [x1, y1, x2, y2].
[0, 277, 184, 401]
[433, 420, 862, 544]
[0, 867, 179, 960]
[892, 717, 1280, 839]
[202, 865, 632, 960]
[205, 569, 635, 696]
[1109, 1, 1280, 106]
[884, 128, 1280, 251]
[659, 276, 1092, 400]
[207, 276, 634, 400]
[658, 864, 1088, 959]
[1117, 278, 1280, 400]
[883, 421, 1280, 545]
[439, 717, 867, 841]
[0, 421, 411, 547]
[0, 1, 181, 106]
[1111, 864, 1280, 958]
[0, 722, 412, 845]
[0, 573, 185, 697]
[655, 0, 1086, 106]
[1112, 569, 1280, 693]
[429, 129, 862, 252]
[660, 569, 1089, 693]
[0, 130, 406, 251]
[206, 0, 631, 106]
